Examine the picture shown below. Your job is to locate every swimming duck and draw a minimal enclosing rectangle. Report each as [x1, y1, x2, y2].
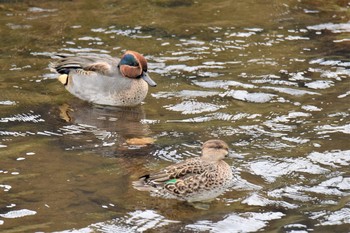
[50, 51, 157, 106]
[133, 139, 234, 202]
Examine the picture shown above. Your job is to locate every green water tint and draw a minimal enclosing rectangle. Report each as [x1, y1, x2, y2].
[0, 0, 350, 232]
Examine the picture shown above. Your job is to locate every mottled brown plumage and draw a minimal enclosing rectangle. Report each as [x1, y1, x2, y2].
[133, 140, 234, 202]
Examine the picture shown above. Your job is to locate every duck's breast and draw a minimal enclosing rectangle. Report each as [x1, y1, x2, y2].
[66, 72, 148, 106]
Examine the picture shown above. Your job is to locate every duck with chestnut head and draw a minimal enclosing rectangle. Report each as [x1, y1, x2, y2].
[133, 139, 234, 202]
[50, 50, 156, 106]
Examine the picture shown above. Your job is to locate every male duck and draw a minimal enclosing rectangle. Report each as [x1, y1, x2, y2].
[50, 51, 156, 106]
[133, 139, 234, 202]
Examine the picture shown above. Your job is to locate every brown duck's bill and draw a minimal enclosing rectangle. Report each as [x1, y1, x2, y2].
[141, 72, 157, 87]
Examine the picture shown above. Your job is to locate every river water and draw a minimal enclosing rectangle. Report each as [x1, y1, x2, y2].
[0, 0, 349, 232]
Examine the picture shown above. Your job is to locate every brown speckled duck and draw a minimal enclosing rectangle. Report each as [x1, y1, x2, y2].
[50, 51, 156, 106]
[133, 140, 234, 202]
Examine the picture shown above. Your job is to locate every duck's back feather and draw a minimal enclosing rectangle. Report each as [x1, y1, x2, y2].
[51, 55, 119, 76]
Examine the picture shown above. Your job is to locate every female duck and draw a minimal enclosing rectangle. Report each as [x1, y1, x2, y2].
[50, 50, 156, 106]
[133, 140, 234, 202]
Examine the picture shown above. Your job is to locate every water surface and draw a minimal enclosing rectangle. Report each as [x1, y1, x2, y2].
[0, 0, 349, 232]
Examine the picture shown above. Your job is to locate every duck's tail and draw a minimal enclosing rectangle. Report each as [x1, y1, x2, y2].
[132, 176, 156, 192]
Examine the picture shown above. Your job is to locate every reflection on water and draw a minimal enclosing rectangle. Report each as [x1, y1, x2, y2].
[56, 102, 154, 155]
[0, 0, 350, 232]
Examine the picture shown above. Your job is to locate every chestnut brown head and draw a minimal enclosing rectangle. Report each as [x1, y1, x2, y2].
[119, 51, 156, 87]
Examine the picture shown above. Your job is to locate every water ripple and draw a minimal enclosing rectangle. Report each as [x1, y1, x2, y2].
[315, 124, 350, 134]
[152, 90, 219, 99]
[193, 80, 255, 89]
[0, 111, 45, 123]
[307, 22, 350, 33]
[0, 209, 36, 219]
[56, 210, 179, 233]
[249, 157, 328, 183]
[308, 150, 350, 168]
[220, 90, 277, 103]
[185, 211, 285, 233]
[242, 192, 298, 209]
[310, 208, 350, 226]
[164, 100, 226, 115]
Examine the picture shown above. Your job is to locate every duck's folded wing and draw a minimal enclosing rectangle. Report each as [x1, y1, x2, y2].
[51, 56, 117, 76]
[164, 169, 215, 195]
[146, 158, 210, 183]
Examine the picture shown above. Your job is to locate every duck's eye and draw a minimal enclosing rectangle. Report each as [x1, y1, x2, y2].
[120, 54, 139, 67]
[211, 145, 224, 150]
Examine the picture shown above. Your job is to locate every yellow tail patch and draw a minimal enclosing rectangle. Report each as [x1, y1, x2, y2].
[58, 74, 68, 85]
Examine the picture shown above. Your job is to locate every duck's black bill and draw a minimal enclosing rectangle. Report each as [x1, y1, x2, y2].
[141, 72, 157, 87]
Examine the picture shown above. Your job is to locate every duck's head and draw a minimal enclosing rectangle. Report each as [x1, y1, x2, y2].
[201, 139, 229, 161]
[119, 50, 157, 87]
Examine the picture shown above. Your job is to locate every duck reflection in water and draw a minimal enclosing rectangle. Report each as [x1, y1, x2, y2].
[57, 102, 155, 156]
